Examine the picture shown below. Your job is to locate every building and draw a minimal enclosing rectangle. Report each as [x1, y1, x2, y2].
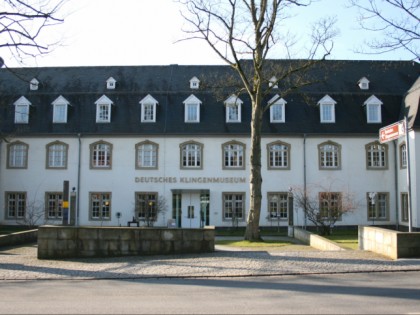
[0, 60, 419, 230]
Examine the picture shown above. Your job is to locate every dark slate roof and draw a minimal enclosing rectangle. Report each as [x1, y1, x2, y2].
[0, 60, 419, 136]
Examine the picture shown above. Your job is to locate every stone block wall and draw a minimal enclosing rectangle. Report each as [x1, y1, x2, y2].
[358, 226, 420, 259]
[38, 225, 215, 259]
[293, 227, 347, 251]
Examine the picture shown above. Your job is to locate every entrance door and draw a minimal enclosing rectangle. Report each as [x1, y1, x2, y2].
[181, 193, 201, 228]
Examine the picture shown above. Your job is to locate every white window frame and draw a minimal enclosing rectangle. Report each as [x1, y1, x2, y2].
[106, 77, 116, 90]
[90, 192, 111, 220]
[318, 95, 336, 123]
[189, 76, 200, 89]
[46, 141, 68, 169]
[367, 192, 389, 220]
[224, 95, 243, 123]
[136, 141, 158, 169]
[52, 95, 70, 123]
[140, 94, 158, 123]
[400, 143, 407, 169]
[318, 141, 341, 169]
[267, 141, 290, 169]
[268, 192, 289, 220]
[181, 141, 203, 169]
[223, 141, 245, 169]
[95, 95, 113, 123]
[90, 141, 112, 169]
[183, 95, 201, 123]
[364, 95, 383, 123]
[269, 95, 286, 123]
[6, 192, 26, 219]
[7, 141, 28, 169]
[223, 193, 245, 221]
[366, 141, 388, 169]
[13, 96, 31, 124]
[45, 192, 63, 219]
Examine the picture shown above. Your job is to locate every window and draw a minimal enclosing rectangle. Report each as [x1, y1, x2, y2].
[223, 141, 245, 169]
[95, 95, 113, 123]
[358, 77, 370, 90]
[106, 77, 116, 90]
[30, 78, 39, 91]
[367, 192, 388, 221]
[318, 95, 336, 123]
[318, 141, 341, 169]
[366, 141, 388, 169]
[224, 94, 243, 123]
[268, 193, 288, 220]
[90, 141, 112, 169]
[180, 141, 203, 169]
[90, 192, 111, 220]
[45, 192, 63, 219]
[267, 141, 290, 169]
[6, 192, 26, 219]
[319, 192, 342, 219]
[46, 141, 68, 169]
[269, 76, 278, 89]
[400, 143, 407, 169]
[135, 192, 157, 221]
[52, 95, 70, 123]
[7, 141, 28, 169]
[140, 94, 158, 123]
[364, 95, 382, 123]
[136, 141, 158, 169]
[401, 192, 409, 222]
[183, 95, 201, 123]
[223, 193, 245, 221]
[269, 95, 286, 123]
[13, 96, 31, 124]
[190, 76, 200, 89]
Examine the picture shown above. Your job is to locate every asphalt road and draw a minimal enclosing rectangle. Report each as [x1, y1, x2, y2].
[1, 271, 420, 314]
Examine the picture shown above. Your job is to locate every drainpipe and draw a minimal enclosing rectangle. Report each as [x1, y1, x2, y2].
[393, 141, 399, 230]
[76, 133, 82, 226]
[303, 133, 307, 229]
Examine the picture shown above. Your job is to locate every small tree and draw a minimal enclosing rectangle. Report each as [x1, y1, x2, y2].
[16, 199, 46, 228]
[135, 195, 167, 227]
[293, 181, 357, 235]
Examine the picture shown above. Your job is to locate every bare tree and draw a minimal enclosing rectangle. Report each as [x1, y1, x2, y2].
[16, 199, 47, 228]
[349, 0, 419, 59]
[178, 0, 337, 240]
[0, 0, 66, 64]
[292, 181, 357, 235]
[135, 195, 168, 227]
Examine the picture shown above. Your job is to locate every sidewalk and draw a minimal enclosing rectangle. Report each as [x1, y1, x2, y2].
[1, 241, 420, 280]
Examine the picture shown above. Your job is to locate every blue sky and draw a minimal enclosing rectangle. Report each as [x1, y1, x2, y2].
[4, 0, 416, 67]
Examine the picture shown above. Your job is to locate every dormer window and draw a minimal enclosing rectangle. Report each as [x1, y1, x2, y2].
[364, 95, 382, 123]
[269, 76, 278, 89]
[224, 94, 243, 123]
[269, 95, 286, 123]
[106, 77, 116, 90]
[140, 94, 158, 123]
[30, 78, 39, 91]
[358, 77, 370, 90]
[13, 96, 31, 124]
[52, 95, 70, 123]
[190, 76, 200, 89]
[95, 95, 113, 123]
[183, 94, 201, 123]
[318, 95, 336, 123]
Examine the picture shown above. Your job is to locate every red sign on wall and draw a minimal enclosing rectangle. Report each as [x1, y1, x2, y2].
[379, 120, 405, 144]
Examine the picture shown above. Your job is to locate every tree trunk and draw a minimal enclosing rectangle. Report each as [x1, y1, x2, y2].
[244, 99, 263, 241]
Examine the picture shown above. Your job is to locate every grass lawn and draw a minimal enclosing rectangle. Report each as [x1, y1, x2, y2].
[320, 229, 359, 250]
[216, 239, 294, 247]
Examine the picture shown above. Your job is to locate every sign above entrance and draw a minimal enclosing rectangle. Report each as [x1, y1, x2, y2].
[135, 176, 247, 184]
[379, 120, 405, 144]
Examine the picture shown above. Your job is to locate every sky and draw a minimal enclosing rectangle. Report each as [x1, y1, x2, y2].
[2, 0, 416, 68]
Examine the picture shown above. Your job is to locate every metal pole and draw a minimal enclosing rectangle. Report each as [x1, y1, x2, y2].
[405, 117, 413, 232]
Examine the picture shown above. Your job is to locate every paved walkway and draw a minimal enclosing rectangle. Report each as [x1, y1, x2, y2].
[1, 239, 420, 280]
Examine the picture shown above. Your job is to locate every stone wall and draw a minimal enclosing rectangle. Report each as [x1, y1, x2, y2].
[0, 229, 38, 247]
[293, 227, 348, 251]
[38, 225, 215, 259]
[358, 226, 420, 259]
